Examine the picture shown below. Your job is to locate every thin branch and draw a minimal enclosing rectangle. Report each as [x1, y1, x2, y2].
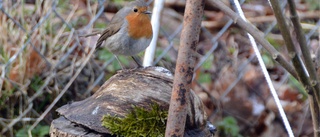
[165, 0, 205, 136]
[287, 1, 320, 135]
[268, 0, 314, 95]
[208, 0, 299, 80]
[287, 0, 320, 105]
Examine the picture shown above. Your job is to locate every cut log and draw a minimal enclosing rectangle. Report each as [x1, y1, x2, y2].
[50, 66, 214, 137]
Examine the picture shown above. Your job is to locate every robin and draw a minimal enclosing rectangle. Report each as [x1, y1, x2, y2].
[96, 0, 153, 68]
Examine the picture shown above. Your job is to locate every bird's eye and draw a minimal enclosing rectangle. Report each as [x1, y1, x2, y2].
[133, 8, 138, 12]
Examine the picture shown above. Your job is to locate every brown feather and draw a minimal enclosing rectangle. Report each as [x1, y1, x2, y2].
[95, 14, 124, 49]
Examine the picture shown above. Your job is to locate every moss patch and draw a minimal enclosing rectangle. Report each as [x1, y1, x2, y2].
[101, 104, 168, 137]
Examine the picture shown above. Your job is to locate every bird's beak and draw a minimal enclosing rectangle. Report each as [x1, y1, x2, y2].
[144, 10, 152, 14]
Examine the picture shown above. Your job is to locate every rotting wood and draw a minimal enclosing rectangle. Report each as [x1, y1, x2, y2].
[50, 67, 214, 137]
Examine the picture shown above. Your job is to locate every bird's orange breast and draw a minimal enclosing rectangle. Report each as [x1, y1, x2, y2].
[126, 13, 152, 39]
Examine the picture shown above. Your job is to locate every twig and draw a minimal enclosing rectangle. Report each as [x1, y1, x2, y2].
[287, 0, 320, 105]
[287, 2, 320, 135]
[268, 0, 317, 100]
[165, 0, 205, 136]
[267, 3, 320, 136]
[208, 0, 298, 80]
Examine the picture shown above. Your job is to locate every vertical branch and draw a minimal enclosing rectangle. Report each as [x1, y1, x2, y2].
[268, 3, 320, 134]
[268, 0, 319, 103]
[287, 0, 320, 103]
[165, 0, 205, 136]
[287, 1, 320, 136]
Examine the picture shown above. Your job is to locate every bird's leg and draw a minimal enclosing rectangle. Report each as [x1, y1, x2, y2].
[114, 55, 125, 70]
[131, 56, 143, 68]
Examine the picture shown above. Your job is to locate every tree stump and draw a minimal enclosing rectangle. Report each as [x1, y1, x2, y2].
[50, 67, 214, 137]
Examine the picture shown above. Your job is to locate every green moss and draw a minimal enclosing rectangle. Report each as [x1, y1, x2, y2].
[101, 104, 168, 137]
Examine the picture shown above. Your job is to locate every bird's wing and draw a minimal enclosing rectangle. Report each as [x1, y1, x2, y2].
[95, 13, 124, 49]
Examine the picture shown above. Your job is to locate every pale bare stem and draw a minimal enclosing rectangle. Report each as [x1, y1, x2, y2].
[143, 0, 164, 66]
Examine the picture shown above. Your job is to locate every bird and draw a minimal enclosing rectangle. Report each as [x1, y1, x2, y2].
[96, 0, 153, 69]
